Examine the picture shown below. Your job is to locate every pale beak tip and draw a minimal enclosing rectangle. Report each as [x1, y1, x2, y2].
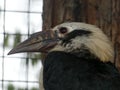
[8, 50, 15, 55]
[8, 48, 21, 55]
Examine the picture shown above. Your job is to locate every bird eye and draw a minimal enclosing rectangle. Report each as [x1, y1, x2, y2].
[59, 27, 68, 34]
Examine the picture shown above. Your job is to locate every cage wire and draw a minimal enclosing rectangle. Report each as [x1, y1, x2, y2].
[0, 0, 43, 90]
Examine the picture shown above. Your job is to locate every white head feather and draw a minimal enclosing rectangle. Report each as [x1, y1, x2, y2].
[51, 22, 114, 62]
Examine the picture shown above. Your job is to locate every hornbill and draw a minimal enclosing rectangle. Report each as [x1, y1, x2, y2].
[8, 22, 120, 90]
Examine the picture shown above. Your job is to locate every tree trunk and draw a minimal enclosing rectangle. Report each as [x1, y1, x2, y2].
[42, 0, 120, 70]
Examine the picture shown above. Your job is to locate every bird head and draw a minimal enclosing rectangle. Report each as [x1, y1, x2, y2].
[8, 22, 114, 62]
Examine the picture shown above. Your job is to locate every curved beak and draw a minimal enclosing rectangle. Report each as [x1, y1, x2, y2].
[8, 30, 59, 55]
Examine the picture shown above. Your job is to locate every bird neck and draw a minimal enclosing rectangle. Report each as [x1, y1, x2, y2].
[50, 45, 100, 61]
[70, 49, 99, 61]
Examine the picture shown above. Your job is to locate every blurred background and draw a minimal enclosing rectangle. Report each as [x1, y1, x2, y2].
[0, 0, 43, 90]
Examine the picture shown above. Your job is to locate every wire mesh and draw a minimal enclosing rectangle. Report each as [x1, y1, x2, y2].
[0, 0, 43, 90]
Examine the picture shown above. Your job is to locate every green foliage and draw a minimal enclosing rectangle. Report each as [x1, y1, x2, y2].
[18, 88, 26, 90]
[3, 31, 21, 48]
[31, 87, 39, 90]
[7, 84, 15, 90]
[29, 53, 41, 66]
[4, 34, 9, 47]
[17, 88, 23, 90]
[13, 32, 21, 48]
[18, 87, 39, 90]
[25, 57, 29, 66]
[24, 53, 41, 66]
[7, 83, 39, 90]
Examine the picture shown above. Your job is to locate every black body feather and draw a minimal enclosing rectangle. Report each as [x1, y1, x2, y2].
[43, 51, 120, 90]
